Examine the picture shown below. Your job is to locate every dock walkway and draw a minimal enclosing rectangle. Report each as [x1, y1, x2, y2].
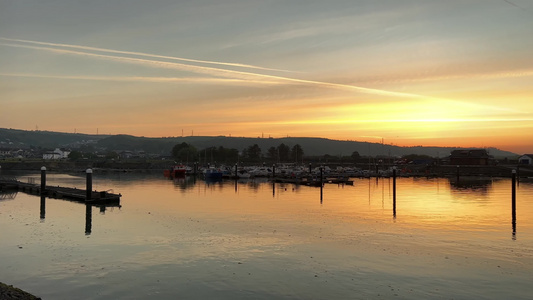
[0, 178, 121, 205]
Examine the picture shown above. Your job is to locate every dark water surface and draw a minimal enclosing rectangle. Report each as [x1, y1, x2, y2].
[1, 172, 532, 299]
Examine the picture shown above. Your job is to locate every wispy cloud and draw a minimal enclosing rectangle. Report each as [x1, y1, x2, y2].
[0, 37, 292, 73]
[0, 41, 432, 99]
[352, 68, 533, 86]
[0, 73, 281, 85]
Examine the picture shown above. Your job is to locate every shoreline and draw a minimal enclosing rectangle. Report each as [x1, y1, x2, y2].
[0, 282, 41, 300]
[1, 160, 532, 179]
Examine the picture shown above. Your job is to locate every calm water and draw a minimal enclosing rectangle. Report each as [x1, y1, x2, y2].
[1, 172, 532, 299]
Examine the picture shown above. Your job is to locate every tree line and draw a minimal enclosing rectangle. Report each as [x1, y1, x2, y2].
[172, 143, 436, 165]
[172, 142, 304, 164]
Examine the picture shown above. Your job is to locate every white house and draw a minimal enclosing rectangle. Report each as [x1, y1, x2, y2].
[43, 148, 71, 160]
[519, 154, 533, 165]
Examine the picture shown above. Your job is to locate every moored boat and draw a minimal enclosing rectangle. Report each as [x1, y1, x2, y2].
[203, 167, 223, 180]
[164, 164, 188, 177]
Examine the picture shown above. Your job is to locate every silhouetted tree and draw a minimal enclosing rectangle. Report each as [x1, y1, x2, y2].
[277, 143, 290, 162]
[351, 151, 360, 162]
[68, 150, 83, 161]
[172, 142, 197, 163]
[245, 144, 262, 162]
[290, 144, 304, 163]
[267, 146, 278, 162]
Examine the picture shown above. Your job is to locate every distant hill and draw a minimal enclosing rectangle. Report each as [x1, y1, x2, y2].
[0, 128, 518, 158]
[0, 128, 107, 149]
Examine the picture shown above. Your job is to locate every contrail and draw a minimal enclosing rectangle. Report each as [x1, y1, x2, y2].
[0, 37, 294, 73]
[502, 0, 531, 13]
[504, 0, 524, 9]
[0, 42, 430, 99]
[0, 73, 282, 85]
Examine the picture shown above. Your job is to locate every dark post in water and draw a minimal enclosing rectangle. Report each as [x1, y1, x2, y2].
[272, 164, 276, 178]
[86, 169, 93, 201]
[393, 166, 397, 218]
[512, 169, 516, 237]
[320, 166, 323, 186]
[320, 184, 323, 204]
[40, 166, 46, 194]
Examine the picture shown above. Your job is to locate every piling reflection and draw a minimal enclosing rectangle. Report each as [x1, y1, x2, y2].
[40, 195, 46, 220]
[512, 170, 517, 240]
[85, 204, 92, 235]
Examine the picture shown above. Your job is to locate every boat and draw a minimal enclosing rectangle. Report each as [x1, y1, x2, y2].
[203, 167, 223, 180]
[235, 168, 252, 179]
[164, 164, 188, 177]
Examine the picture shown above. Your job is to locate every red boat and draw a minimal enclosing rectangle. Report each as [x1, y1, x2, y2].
[164, 165, 187, 177]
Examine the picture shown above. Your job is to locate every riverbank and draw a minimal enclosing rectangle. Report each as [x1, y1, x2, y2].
[1, 160, 532, 178]
[0, 282, 41, 300]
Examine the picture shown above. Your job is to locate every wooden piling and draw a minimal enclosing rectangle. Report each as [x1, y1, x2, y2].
[393, 166, 397, 217]
[40, 166, 46, 195]
[320, 184, 323, 204]
[272, 164, 276, 178]
[512, 169, 516, 223]
[86, 169, 93, 201]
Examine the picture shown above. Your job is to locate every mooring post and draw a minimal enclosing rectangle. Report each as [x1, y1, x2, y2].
[320, 185, 323, 204]
[456, 165, 460, 180]
[320, 166, 323, 185]
[86, 169, 93, 201]
[393, 166, 397, 217]
[516, 165, 520, 186]
[272, 164, 276, 178]
[309, 163, 312, 174]
[234, 163, 238, 179]
[40, 166, 46, 195]
[512, 169, 516, 222]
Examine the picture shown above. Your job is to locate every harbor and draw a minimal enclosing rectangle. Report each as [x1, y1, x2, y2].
[1, 171, 532, 299]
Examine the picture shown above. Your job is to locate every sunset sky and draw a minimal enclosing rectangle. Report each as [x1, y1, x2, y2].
[1, 0, 532, 153]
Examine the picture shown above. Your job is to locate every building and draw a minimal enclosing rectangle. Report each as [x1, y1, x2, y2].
[519, 154, 533, 165]
[449, 149, 491, 165]
[0, 148, 13, 158]
[43, 148, 71, 160]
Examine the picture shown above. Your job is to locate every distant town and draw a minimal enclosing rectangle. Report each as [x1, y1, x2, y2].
[0, 128, 531, 177]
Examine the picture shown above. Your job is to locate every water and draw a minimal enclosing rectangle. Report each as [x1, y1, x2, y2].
[1, 172, 532, 299]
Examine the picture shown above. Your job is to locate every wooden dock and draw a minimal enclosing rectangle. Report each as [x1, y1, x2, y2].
[273, 176, 353, 187]
[0, 178, 121, 205]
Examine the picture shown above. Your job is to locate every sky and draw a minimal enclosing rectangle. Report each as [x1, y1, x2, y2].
[1, 0, 532, 154]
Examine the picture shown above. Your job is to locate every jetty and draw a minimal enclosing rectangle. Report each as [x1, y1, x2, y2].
[0, 167, 121, 205]
[273, 176, 353, 187]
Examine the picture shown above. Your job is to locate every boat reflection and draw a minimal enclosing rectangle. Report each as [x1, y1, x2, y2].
[448, 177, 494, 194]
